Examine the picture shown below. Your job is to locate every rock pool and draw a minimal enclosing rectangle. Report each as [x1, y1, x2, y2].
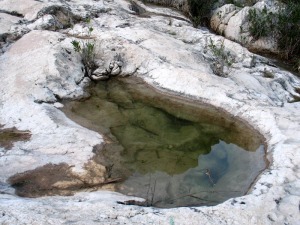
[62, 77, 267, 208]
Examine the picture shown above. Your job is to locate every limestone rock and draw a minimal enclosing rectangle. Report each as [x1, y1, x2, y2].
[36, 5, 82, 28]
[92, 60, 123, 78]
[110, 66, 121, 76]
[0, 0, 46, 21]
[0, 12, 25, 52]
[91, 74, 110, 81]
[0, 13, 22, 35]
[210, 4, 239, 35]
[92, 67, 108, 76]
[110, 62, 122, 76]
[27, 14, 63, 31]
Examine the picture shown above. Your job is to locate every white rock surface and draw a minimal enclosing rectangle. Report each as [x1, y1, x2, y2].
[0, 30, 102, 177]
[0, 13, 21, 35]
[0, 0, 300, 224]
[27, 14, 61, 30]
[0, 0, 46, 21]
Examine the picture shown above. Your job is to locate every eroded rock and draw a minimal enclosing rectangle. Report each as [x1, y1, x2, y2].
[0, 12, 28, 53]
[27, 14, 64, 31]
[36, 5, 82, 29]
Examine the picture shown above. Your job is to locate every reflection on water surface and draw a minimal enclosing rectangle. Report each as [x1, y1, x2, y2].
[62, 77, 267, 208]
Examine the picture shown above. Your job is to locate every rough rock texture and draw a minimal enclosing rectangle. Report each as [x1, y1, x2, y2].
[0, 29, 106, 187]
[0, 0, 46, 21]
[0, 0, 300, 224]
[210, 0, 280, 53]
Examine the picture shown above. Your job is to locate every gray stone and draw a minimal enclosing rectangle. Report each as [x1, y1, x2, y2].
[116, 60, 123, 67]
[110, 66, 121, 76]
[91, 74, 109, 81]
[109, 61, 115, 69]
[92, 67, 108, 76]
[27, 14, 63, 31]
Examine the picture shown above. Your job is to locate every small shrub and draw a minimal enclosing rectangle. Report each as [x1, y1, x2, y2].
[208, 38, 235, 67]
[293, 58, 300, 72]
[248, 0, 300, 66]
[208, 38, 236, 77]
[276, 0, 300, 59]
[71, 26, 96, 77]
[71, 40, 81, 52]
[280, 0, 298, 3]
[248, 6, 275, 40]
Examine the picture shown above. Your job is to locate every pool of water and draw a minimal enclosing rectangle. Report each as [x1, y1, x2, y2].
[62, 77, 267, 208]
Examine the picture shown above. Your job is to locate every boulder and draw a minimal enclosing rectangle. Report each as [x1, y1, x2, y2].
[210, 0, 281, 54]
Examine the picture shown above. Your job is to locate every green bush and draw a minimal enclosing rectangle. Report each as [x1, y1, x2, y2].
[208, 38, 236, 77]
[208, 38, 235, 67]
[248, 0, 300, 62]
[280, 0, 299, 3]
[277, 0, 300, 59]
[248, 6, 275, 39]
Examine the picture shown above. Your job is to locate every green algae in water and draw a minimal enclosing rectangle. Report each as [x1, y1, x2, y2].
[62, 77, 267, 208]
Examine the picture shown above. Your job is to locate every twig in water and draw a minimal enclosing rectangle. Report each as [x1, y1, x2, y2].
[117, 199, 147, 206]
[186, 194, 219, 203]
[205, 169, 215, 186]
[155, 189, 241, 205]
[146, 174, 151, 206]
[150, 179, 157, 206]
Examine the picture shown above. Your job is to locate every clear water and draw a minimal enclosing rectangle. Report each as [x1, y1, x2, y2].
[62, 77, 267, 208]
